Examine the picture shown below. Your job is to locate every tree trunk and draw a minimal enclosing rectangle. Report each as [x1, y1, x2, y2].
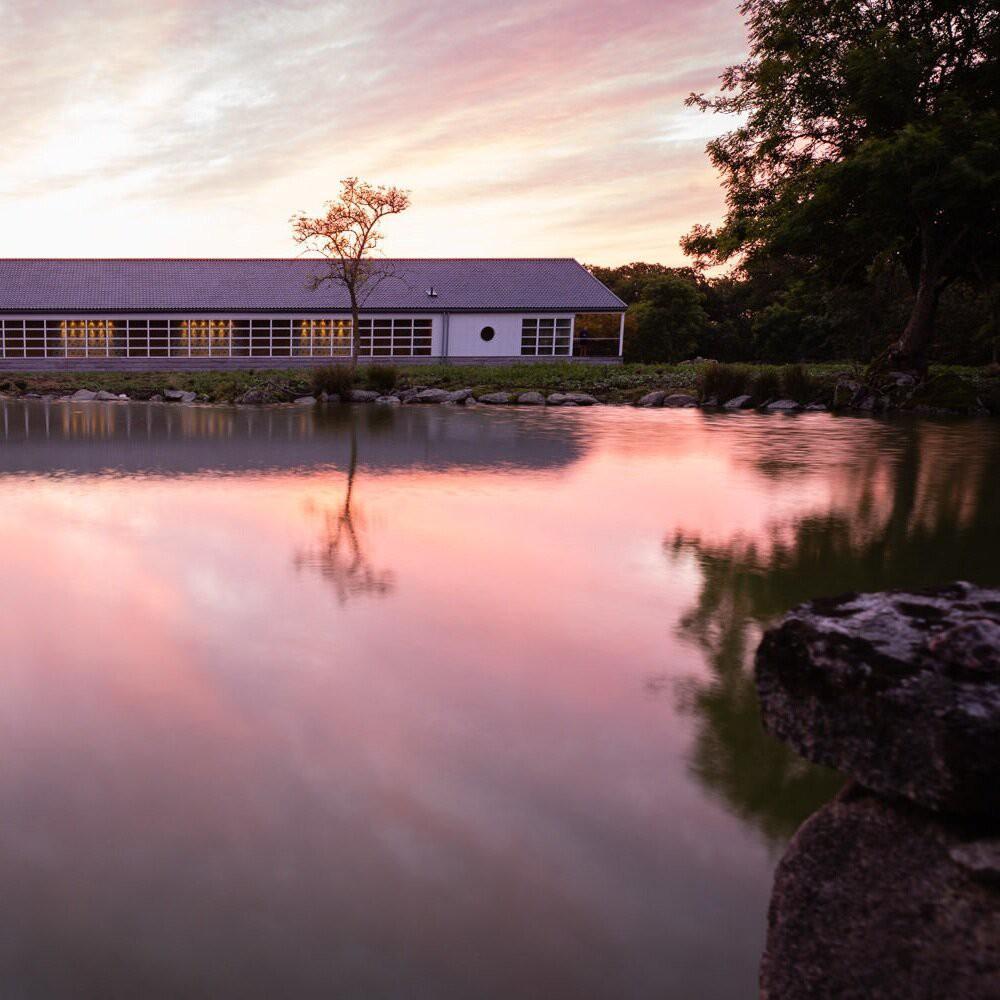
[349, 292, 359, 373]
[890, 225, 939, 375]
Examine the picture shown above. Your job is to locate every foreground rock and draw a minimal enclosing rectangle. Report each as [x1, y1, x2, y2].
[755, 582, 1000, 818]
[763, 399, 802, 413]
[757, 582, 1000, 999]
[761, 783, 1000, 999]
[70, 388, 97, 401]
[478, 391, 512, 405]
[516, 391, 546, 405]
[724, 394, 753, 410]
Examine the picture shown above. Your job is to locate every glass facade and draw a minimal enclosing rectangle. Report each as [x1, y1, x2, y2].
[521, 317, 572, 356]
[0, 317, 431, 359]
[0, 315, 587, 359]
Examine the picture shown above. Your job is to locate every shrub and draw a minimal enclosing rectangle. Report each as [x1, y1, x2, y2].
[780, 364, 820, 403]
[749, 368, 782, 405]
[698, 362, 750, 403]
[908, 372, 983, 413]
[310, 364, 355, 397]
[208, 376, 242, 403]
[363, 364, 398, 394]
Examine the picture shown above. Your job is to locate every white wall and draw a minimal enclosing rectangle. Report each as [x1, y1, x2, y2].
[446, 313, 574, 357]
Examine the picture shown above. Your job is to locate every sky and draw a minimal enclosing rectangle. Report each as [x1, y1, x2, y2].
[0, 0, 746, 265]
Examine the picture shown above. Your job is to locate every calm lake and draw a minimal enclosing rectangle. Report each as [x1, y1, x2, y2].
[1, 400, 997, 999]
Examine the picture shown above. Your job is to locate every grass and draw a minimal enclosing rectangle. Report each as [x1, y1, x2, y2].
[0, 361, 996, 408]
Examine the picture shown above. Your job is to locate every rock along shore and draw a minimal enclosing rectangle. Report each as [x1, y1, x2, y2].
[755, 582, 1000, 999]
[0, 367, 994, 415]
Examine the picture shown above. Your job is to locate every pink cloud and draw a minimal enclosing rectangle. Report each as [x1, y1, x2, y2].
[0, 0, 745, 264]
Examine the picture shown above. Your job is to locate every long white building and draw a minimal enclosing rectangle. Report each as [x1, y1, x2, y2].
[0, 258, 626, 368]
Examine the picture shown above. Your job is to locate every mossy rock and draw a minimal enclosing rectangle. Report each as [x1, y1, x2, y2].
[907, 373, 985, 414]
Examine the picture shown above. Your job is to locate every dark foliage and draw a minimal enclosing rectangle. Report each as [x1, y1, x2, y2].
[310, 365, 356, 397]
[681, 0, 1000, 370]
[363, 365, 398, 393]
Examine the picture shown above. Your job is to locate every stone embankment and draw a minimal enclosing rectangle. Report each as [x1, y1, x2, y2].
[755, 582, 999, 999]
[1, 383, 604, 408]
[2, 367, 993, 414]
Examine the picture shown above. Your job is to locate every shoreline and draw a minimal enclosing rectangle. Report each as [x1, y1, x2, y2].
[1, 361, 998, 416]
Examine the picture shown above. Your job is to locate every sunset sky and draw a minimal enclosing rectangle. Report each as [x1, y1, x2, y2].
[0, 0, 746, 265]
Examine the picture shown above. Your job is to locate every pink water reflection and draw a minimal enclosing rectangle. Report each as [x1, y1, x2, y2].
[0, 402, 996, 998]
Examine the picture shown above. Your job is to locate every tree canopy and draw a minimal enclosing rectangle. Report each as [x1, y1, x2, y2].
[683, 0, 1000, 370]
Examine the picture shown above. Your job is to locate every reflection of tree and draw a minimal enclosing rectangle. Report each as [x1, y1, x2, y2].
[295, 424, 395, 603]
[670, 422, 1000, 846]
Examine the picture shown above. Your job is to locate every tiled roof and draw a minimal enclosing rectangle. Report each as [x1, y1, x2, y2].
[0, 258, 626, 313]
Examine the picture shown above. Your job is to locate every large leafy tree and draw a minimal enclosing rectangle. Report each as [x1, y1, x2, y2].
[683, 1, 1000, 371]
[628, 273, 710, 362]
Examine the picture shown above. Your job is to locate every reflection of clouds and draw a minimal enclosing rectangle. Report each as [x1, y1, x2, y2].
[0, 0, 745, 260]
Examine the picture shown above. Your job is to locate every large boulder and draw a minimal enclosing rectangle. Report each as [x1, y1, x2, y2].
[724, 394, 753, 410]
[70, 388, 97, 401]
[755, 582, 1000, 818]
[478, 392, 512, 405]
[761, 783, 1000, 1000]
[516, 391, 546, 405]
[348, 389, 381, 402]
[763, 399, 802, 413]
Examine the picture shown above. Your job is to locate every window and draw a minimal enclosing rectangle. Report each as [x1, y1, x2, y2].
[480, 326, 495, 342]
[521, 317, 571, 356]
[0, 316, 376, 359]
[356, 317, 432, 357]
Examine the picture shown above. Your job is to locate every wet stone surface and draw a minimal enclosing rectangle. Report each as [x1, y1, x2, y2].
[755, 581, 1000, 817]
[760, 784, 1000, 1000]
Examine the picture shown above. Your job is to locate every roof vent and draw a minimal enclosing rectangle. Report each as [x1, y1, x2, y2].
[426, 286, 438, 298]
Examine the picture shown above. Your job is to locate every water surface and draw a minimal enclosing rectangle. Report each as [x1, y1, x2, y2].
[1, 401, 997, 999]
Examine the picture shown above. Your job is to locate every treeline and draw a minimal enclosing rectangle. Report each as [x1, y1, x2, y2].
[589, 261, 999, 365]
[598, 1, 1000, 370]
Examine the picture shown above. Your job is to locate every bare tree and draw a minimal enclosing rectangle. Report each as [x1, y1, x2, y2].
[291, 177, 411, 369]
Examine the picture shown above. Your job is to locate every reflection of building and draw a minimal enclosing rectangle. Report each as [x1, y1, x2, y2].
[0, 259, 625, 368]
[0, 400, 585, 476]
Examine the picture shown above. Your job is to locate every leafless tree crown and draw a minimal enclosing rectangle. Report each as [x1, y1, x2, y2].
[290, 177, 411, 296]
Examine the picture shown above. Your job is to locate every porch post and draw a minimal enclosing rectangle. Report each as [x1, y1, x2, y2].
[617, 311, 625, 357]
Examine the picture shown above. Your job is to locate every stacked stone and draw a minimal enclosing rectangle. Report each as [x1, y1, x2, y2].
[755, 582, 1000, 999]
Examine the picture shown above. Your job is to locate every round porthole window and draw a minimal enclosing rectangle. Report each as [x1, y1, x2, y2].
[480, 326, 495, 342]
